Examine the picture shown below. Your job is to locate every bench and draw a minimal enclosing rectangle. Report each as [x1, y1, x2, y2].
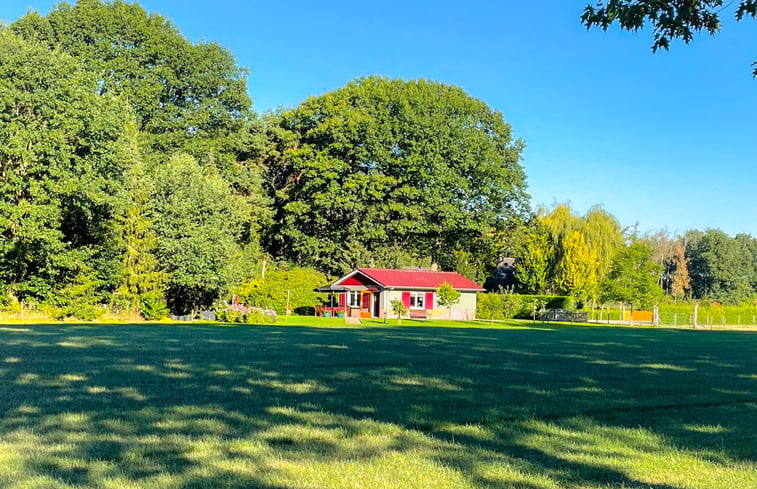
[409, 310, 429, 319]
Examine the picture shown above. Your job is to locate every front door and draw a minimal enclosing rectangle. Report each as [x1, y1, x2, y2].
[373, 292, 380, 318]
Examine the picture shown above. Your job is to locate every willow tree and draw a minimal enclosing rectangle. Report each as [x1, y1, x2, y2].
[556, 231, 598, 306]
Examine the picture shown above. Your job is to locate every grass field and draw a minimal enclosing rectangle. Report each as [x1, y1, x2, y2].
[1, 322, 756, 488]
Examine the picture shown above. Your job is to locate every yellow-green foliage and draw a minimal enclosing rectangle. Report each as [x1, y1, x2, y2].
[236, 267, 328, 314]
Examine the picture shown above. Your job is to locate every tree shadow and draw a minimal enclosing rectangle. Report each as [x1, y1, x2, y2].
[1, 323, 755, 488]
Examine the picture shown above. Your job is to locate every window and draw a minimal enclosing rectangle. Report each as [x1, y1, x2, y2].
[409, 292, 425, 309]
[348, 290, 362, 308]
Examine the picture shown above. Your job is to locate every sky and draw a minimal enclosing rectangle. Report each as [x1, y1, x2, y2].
[2, 1, 756, 236]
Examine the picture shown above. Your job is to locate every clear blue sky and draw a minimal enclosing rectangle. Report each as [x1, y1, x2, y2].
[3, 1, 756, 236]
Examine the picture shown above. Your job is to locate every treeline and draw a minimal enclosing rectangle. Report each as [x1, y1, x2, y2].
[0, 0, 528, 318]
[0, 1, 754, 320]
[509, 204, 757, 308]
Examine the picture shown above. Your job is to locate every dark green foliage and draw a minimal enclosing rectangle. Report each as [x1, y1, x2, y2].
[111, 121, 168, 317]
[149, 154, 250, 313]
[686, 229, 755, 305]
[235, 267, 328, 314]
[264, 76, 528, 274]
[12, 0, 253, 166]
[600, 242, 664, 310]
[582, 0, 757, 76]
[0, 29, 128, 302]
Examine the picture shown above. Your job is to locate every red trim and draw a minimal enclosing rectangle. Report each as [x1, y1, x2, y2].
[339, 293, 345, 307]
[402, 291, 411, 308]
[356, 268, 485, 291]
[425, 292, 434, 310]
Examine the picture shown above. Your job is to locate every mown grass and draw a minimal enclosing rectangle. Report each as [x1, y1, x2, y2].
[0, 322, 755, 488]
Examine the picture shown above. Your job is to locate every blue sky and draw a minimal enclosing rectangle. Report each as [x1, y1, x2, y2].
[3, 1, 756, 236]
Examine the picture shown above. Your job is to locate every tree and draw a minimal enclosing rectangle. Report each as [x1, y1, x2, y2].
[600, 242, 664, 311]
[111, 120, 168, 318]
[514, 223, 554, 294]
[436, 281, 461, 325]
[390, 299, 408, 325]
[12, 1, 272, 255]
[0, 29, 128, 302]
[582, 0, 757, 76]
[12, 0, 253, 166]
[556, 231, 598, 306]
[686, 229, 754, 304]
[668, 241, 691, 301]
[264, 76, 529, 274]
[149, 154, 250, 313]
[583, 205, 624, 279]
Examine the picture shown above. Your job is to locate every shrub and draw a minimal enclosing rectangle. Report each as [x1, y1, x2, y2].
[215, 302, 277, 324]
[235, 267, 327, 315]
[476, 293, 523, 320]
[140, 291, 169, 320]
[477, 293, 573, 320]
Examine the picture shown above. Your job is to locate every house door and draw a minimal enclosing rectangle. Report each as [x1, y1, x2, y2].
[373, 292, 380, 318]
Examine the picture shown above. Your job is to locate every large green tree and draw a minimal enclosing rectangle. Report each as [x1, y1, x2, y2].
[11, 0, 253, 166]
[582, 0, 757, 76]
[0, 29, 128, 301]
[686, 229, 755, 304]
[148, 154, 250, 313]
[264, 76, 529, 274]
[600, 241, 664, 310]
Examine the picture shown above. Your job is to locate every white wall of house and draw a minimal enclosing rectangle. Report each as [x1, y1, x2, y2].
[383, 290, 478, 320]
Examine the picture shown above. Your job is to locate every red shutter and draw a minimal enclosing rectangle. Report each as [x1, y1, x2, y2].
[339, 293, 346, 307]
[425, 292, 434, 310]
[402, 291, 411, 308]
[362, 292, 371, 309]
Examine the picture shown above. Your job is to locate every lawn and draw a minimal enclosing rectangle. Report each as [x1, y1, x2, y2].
[0, 323, 755, 488]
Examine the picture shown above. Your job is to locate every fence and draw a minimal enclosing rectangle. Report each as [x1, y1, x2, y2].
[585, 308, 757, 326]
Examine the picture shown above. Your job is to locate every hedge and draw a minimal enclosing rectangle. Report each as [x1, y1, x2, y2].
[477, 293, 574, 320]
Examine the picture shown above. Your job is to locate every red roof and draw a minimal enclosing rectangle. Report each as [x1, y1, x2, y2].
[335, 268, 485, 291]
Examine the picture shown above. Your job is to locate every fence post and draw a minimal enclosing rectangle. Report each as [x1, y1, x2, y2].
[693, 302, 699, 329]
[673, 313, 677, 326]
[653, 305, 659, 327]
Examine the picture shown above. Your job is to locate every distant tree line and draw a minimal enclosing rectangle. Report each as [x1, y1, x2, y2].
[509, 204, 757, 309]
[0, 0, 754, 319]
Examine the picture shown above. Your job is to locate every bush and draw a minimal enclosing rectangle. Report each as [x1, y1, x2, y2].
[140, 292, 169, 320]
[235, 267, 327, 315]
[477, 293, 574, 320]
[477, 293, 523, 320]
[216, 303, 277, 324]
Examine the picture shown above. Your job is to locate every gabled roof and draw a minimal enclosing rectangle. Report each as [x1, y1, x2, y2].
[334, 268, 485, 291]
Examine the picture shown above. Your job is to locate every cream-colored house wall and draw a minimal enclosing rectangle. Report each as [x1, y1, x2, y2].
[383, 290, 478, 320]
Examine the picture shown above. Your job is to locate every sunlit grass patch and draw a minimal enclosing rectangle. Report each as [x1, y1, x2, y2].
[1, 323, 756, 488]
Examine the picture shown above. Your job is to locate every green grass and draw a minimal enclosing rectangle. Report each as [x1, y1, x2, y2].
[1, 322, 756, 488]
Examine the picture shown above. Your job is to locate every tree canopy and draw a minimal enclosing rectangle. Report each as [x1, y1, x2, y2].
[0, 29, 129, 301]
[264, 76, 529, 274]
[11, 0, 253, 165]
[582, 0, 757, 76]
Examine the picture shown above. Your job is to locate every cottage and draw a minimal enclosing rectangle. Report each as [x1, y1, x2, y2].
[315, 268, 485, 320]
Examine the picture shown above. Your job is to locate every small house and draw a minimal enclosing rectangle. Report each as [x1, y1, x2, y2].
[315, 268, 485, 320]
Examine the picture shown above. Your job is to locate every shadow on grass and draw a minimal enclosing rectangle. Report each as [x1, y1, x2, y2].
[1, 323, 756, 488]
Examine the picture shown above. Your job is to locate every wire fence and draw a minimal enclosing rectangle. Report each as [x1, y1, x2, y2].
[585, 309, 757, 326]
